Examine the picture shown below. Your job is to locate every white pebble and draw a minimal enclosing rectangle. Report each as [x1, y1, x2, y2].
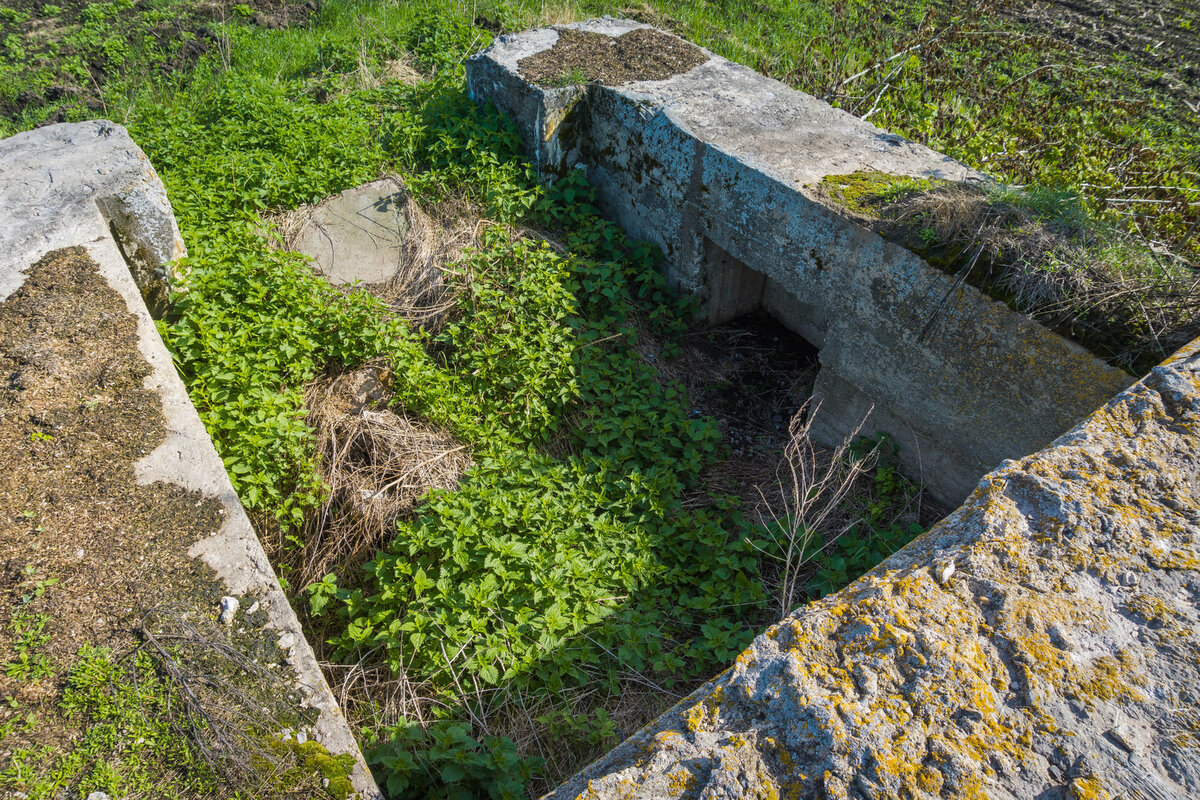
[218, 596, 239, 625]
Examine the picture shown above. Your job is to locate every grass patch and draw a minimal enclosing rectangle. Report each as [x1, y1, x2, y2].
[822, 171, 1199, 373]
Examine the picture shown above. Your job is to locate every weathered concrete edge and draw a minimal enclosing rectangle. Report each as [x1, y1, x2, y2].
[543, 335, 1200, 799]
[0, 121, 380, 798]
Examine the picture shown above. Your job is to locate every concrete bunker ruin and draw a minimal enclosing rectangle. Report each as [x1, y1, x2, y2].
[466, 21, 1200, 800]
[2, 20, 1197, 800]
[467, 18, 1134, 505]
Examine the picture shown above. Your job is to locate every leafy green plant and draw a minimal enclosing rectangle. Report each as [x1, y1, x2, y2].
[806, 521, 922, 597]
[366, 719, 540, 800]
[4, 610, 53, 682]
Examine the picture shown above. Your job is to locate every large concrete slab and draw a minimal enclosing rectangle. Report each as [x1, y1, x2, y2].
[542, 335, 1200, 800]
[0, 120, 380, 798]
[467, 20, 1134, 504]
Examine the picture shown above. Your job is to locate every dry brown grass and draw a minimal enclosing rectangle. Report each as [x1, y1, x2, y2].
[291, 364, 471, 588]
[884, 182, 1200, 371]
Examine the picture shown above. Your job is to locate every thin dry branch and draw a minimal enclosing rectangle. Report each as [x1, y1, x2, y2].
[135, 608, 326, 797]
[756, 401, 877, 617]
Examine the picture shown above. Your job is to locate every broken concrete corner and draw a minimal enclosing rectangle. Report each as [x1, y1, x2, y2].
[545, 334, 1200, 800]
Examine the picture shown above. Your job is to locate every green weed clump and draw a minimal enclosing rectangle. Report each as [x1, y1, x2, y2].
[366, 719, 541, 800]
[135, 74, 408, 529]
[1, 645, 217, 797]
[309, 80, 770, 695]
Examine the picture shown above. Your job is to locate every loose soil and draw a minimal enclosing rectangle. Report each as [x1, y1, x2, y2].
[0, 247, 317, 794]
[518, 27, 709, 87]
[1002, 0, 1200, 124]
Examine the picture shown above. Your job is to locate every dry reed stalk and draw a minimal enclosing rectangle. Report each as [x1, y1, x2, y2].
[756, 401, 876, 618]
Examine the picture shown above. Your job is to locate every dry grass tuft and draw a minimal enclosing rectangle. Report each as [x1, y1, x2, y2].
[292, 364, 471, 587]
[755, 402, 877, 617]
[884, 182, 1200, 371]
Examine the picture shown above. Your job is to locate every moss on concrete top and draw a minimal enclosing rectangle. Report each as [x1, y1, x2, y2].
[545, 338, 1200, 799]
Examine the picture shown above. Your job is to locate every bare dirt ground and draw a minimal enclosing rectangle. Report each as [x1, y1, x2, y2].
[1003, 0, 1200, 122]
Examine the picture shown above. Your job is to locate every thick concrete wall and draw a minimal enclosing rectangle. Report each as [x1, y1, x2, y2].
[0, 121, 380, 799]
[540, 335, 1200, 799]
[467, 20, 1134, 504]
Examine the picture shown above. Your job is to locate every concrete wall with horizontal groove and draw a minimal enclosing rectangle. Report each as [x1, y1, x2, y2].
[468, 19, 1134, 504]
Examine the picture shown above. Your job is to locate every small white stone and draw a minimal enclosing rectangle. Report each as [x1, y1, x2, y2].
[218, 596, 239, 625]
[75, 548, 84, 559]
[246, 601, 260, 615]
[277, 632, 296, 650]
[86, 793, 111, 800]
[296, 730, 308, 744]
[936, 561, 956, 585]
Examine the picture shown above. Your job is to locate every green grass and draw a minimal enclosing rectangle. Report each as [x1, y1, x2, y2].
[822, 170, 1199, 372]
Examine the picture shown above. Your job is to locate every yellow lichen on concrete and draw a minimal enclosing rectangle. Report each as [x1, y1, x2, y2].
[548, 341, 1200, 800]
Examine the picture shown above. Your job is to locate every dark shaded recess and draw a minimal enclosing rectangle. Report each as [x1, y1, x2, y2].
[518, 27, 709, 87]
[689, 312, 819, 460]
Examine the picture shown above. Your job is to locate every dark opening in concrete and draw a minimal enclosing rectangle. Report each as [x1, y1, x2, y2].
[703, 237, 766, 325]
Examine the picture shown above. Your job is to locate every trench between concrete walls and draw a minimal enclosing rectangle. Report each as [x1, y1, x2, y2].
[476, 63, 1135, 508]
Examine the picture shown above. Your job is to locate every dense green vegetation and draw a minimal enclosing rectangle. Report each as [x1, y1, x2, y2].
[1, 0, 1194, 796]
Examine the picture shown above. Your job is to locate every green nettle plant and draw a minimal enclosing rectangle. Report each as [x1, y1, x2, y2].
[366, 720, 541, 800]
